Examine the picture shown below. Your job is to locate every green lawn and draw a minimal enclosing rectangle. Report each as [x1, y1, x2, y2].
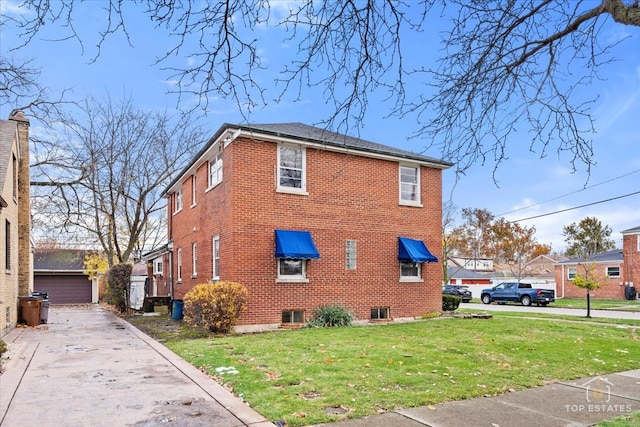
[552, 298, 640, 311]
[466, 297, 640, 311]
[158, 315, 640, 426]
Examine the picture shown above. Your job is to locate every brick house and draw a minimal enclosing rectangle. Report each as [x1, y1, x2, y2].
[162, 123, 452, 332]
[554, 225, 640, 300]
[0, 111, 32, 336]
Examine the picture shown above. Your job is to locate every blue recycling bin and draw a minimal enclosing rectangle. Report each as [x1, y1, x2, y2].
[171, 300, 184, 320]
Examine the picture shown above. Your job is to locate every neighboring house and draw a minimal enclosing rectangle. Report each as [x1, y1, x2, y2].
[448, 256, 494, 272]
[142, 243, 171, 297]
[33, 248, 99, 304]
[163, 122, 452, 332]
[0, 112, 31, 337]
[445, 266, 491, 286]
[554, 249, 625, 299]
[621, 226, 640, 291]
[526, 254, 568, 279]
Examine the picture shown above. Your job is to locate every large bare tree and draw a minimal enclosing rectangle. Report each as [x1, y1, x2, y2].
[3, 0, 638, 174]
[30, 95, 207, 265]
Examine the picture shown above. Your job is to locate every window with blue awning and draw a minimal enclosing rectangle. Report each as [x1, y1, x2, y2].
[398, 237, 438, 263]
[275, 230, 320, 259]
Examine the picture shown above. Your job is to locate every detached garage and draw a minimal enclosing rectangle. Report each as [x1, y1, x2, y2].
[33, 249, 98, 304]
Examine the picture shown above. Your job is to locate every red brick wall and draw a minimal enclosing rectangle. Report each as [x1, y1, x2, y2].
[554, 262, 626, 299]
[622, 233, 639, 289]
[169, 136, 444, 326]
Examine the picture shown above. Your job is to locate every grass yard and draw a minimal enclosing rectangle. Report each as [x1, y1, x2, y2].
[134, 315, 640, 426]
[552, 298, 640, 311]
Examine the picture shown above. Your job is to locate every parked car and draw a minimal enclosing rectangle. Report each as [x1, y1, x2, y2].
[442, 285, 473, 302]
[480, 282, 555, 306]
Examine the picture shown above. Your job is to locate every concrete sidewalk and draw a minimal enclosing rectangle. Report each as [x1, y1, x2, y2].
[1, 306, 639, 427]
[0, 305, 273, 426]
[314, 370, 640, 427]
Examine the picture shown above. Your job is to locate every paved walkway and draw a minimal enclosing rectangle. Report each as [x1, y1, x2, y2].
[1, 305, 639, 427]
[0, 305, 272, 426]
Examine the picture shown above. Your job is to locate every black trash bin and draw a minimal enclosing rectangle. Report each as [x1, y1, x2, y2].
[625, 286, 637, 300]
[31, 290, 50, 324]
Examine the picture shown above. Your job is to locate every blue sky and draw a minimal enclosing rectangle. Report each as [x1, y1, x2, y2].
[1, 1, 639, 252]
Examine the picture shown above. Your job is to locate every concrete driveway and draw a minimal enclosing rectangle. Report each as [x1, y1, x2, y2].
[0, 305, 273, 427]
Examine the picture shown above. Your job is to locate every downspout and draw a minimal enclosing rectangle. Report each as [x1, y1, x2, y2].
[561, 265, 565, 298]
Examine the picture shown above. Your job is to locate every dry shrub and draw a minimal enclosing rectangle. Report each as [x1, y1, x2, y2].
[183, 282, 248, 333]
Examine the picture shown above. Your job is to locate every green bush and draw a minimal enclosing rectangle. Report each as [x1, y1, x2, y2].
[0, 339, 7, 357]
[442, 294, 461, 312]
[305, 304, 355, 328]
[104, 263, 133, 313]
[183, 282, 248, 334]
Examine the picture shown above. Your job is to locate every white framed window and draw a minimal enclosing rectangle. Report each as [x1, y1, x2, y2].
[208, 154, 223, 189]
[192, 243, 198, 278]
[606, 266, 620, 278]
[191, 175, 197, 207]
[212, 235, 220, 280]
[278, 259, 307, 281]
[177, 248, 182, 283]
[153, 258, 163, 276]
[567, 267, 576, 280]
[399, 164, 421, 205]
[637, 236, 640, 252]
[400, 261, 421, 279]
[175, 187, 183, 213]
[277, 144, 307, 194]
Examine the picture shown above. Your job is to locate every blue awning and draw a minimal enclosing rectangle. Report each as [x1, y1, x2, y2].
[398, 237, 438, 263]
[275, 230, 320, 259]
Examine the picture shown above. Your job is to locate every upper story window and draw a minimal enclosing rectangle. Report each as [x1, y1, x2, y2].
[399, 165, 421, 206]
[208, 154, 223, 189]
[277, 145, 307, 194]
[153, 258, 163, 276]
[606, 266, 620, 278]
[191, 175, 197, 207]
[175, 187, 183, 213]
[567, 267, 576, 280]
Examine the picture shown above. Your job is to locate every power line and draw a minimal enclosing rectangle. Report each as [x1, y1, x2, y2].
[509, 190, 640, 223]
[498, 169, 640, 216]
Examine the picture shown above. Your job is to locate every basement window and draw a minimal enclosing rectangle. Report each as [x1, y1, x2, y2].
[370, 307, 390, 320]
[282, 310, 304, 324]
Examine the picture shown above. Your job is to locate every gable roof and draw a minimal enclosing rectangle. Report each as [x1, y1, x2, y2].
[34, 248, 90, 273]
[558, 249, 623, 265]
[164, 122, 453, 195]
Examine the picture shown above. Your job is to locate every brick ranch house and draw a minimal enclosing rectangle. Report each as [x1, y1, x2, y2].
[160, 122, 452, 332]
[554, 225, 640, 299]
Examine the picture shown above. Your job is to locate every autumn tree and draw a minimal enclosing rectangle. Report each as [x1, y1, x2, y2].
[562, 217, 617, 258]
[441, 200, 458, 284]
[490, 218, 551, 282]
[572, 264, 601, 318]
[30, 95, 207, 266]
[449, 208, 496, 266]
[2, 1, 639, 174]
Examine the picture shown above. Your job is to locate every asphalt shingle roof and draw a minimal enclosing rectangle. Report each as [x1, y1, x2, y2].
[34, 249, 90, 272]
[558, 249, 623, 265]
[165, 122, 453, 195]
